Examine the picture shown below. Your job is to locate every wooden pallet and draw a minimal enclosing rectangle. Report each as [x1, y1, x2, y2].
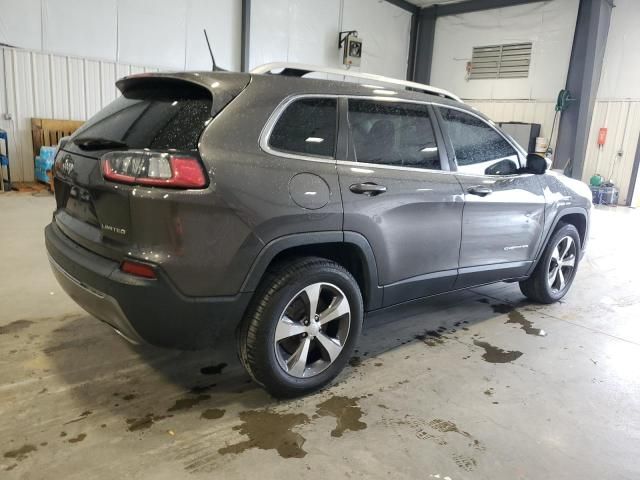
[31, 118, 84, 154]
[31, 118, 84, 191]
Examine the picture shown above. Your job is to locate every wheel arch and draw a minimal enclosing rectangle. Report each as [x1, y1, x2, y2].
[240, 231, 383, 311]
[556, 211, 588, 247]
[528, 207, 589, 274]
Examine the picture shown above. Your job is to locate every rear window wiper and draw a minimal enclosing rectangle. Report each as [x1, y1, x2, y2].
[74, 137, 129, 151]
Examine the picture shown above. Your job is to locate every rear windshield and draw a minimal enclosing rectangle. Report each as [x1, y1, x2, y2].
[72, 82, 213, 151]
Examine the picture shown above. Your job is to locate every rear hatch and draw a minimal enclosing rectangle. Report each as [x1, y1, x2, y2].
[53, 72, 249, 261]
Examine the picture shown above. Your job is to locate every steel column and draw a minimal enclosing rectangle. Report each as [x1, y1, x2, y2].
[554, 0, 613, 178]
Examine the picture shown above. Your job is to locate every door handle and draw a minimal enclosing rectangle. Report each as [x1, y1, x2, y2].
[467, 186, 493, 196]
[349, 182, 387, 196]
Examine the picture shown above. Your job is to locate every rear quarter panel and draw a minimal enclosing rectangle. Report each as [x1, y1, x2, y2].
[196, 76, 344, 296]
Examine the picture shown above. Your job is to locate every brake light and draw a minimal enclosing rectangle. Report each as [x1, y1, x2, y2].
[121, 260, 157, 279]
[101, 151, 206, 188]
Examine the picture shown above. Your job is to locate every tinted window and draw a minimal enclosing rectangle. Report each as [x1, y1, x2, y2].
[348, 99, 441, 170]
[269, 98, 337, 157]
[439, 107, 519, 175]
[72, 83, 213, 151]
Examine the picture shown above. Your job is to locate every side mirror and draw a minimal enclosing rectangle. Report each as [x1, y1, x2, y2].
[526, 153, 548, 174]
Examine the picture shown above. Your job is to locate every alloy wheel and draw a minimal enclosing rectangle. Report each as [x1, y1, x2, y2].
[274, 282, 351, 378]
[548, 235, 577, 293]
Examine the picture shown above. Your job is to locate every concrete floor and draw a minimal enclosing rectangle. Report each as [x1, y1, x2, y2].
[1, 193, 639, 479]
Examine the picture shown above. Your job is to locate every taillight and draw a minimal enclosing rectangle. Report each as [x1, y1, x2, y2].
[101, 151, 206, 189]
[120, 260, 156, 279]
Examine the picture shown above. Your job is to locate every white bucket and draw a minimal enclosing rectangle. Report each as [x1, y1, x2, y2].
[535, 137, 548, 153]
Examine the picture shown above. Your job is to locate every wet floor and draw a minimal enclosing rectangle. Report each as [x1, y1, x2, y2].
[1, 195, 640, 479]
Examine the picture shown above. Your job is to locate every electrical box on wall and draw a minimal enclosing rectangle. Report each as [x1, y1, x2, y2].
[339, 31, 362, 67]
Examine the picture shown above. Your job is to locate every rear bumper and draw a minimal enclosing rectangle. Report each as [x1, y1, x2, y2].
[45, 222, 252, 349]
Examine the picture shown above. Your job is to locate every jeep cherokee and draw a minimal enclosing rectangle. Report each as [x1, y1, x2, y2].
[45, 63, 592, 397]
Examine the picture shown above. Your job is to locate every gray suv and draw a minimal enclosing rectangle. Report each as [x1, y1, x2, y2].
[45, 63, 592, 397]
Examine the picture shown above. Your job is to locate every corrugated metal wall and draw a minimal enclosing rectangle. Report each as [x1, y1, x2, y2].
[0, 47, 159, 182]
[467, 100, 559, 150]
[582, 100, 640, 206]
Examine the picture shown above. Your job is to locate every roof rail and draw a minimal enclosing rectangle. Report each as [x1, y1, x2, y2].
[250, 62, 463, 103]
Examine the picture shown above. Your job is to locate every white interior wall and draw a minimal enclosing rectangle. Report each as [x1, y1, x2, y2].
[430, 0, 579, 101]
[0, 0, 241, 71]
[249, 0, 412, 79]
[429, 0, 578, 156]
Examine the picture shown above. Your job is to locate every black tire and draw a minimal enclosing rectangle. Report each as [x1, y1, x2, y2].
[237, 256, 363, 398]
[519, 222, 581, 304]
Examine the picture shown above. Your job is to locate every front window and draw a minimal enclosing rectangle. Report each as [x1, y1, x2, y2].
[439, 107, 520, 175]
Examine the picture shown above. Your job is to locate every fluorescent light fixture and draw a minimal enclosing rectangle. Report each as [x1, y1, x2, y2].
[305, 137, 324, 143]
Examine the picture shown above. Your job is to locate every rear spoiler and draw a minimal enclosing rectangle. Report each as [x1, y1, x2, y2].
[116, 72, 250, 113]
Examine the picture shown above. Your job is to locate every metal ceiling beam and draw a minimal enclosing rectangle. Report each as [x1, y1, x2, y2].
[384, 0, 420, 14]
[435, 0, 546, 16]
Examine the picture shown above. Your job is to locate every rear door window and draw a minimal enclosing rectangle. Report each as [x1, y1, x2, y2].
[72, 83, 213, 151]
[269, 98, 337, 157]
[347, 99, 442, 170]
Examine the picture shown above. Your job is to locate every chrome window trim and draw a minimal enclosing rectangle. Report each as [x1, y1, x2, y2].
[260, 93, 526, 175]
[336, 159, 454, 175]
[259, 94, 341, 164]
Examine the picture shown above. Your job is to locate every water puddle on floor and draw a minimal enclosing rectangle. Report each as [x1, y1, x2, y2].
[67, 433, 86, 444]
[473, 340, 523, 363]
[0, 319, 34, 335]
[3, 444, 37, 461]
[506, 310, 546, 336]
[315, 396, 367, 438]
[217, 395, 367, 458]
[201, 408, 225, 420]
[126, 414, 170, 432]
[167, 394, 211, 412]
[218, 410, 310, 458]
[415, 330, 446, 346]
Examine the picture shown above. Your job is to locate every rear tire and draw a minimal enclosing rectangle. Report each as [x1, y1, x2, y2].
[237, 257, 363, 398]
[519, 223, 581, 304]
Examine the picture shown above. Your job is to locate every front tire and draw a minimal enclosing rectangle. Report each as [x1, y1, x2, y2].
[519, 223, 581, 304]
[238, 257, 363, 398]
